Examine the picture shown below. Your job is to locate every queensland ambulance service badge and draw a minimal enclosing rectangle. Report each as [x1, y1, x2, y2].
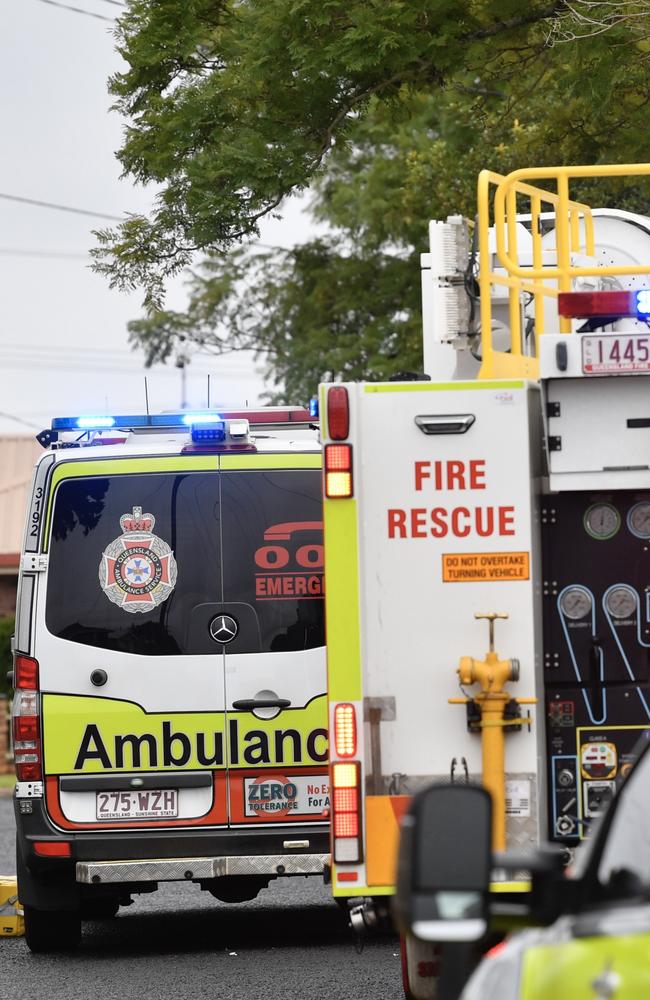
[98, 506, 177, 613]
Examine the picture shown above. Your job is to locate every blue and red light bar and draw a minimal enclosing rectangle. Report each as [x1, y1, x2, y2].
[51, 407, 314, 432]
[558, 289, 650, 319]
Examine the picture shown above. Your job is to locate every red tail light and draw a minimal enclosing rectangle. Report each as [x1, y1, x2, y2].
[334, 812, 359, 838]
[334, 703, 357, 758]
[15, 654, 39, 690]
[327, 386, 350, 440]
[12, 673, 42, 782]
[325, 444, 353, 499]
[332, 761, 362, 863]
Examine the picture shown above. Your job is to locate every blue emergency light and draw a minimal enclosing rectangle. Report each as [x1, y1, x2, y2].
[74, 416, 116, 429]
[309, 397, 319, 419]
[181, 412, 223, 425]
[636, 290, 650, 316]
[52, 412, 223, 431]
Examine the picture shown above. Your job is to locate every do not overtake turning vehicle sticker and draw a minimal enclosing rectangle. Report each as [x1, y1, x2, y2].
[98, 506, 177, 613]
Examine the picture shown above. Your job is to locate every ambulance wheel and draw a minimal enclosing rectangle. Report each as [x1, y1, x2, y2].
[24, 905, 82, 953]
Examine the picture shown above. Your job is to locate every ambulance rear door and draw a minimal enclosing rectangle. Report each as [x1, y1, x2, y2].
[39, 457, 229, 832]
[218, 454, 329, 829]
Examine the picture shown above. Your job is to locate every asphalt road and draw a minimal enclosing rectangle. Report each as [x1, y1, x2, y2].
[0, 797, 403, 1000]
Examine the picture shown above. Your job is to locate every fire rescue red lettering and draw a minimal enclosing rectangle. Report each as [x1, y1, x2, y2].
[388, 506, 515, 539]
[389, 458, 513, 539]
[414, 459, 486, 492]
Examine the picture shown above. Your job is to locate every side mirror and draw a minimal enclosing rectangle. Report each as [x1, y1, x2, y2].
[394, 783, 492, 942]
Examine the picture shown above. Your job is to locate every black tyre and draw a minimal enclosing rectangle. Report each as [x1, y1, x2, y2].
[81, 898, 120, 920]
[24, 905, 81, 953]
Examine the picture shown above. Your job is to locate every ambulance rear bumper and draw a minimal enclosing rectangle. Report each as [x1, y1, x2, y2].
[76, 853, 329, 884]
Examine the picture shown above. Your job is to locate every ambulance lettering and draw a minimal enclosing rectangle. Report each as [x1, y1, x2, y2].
[254, 520, 324, 599]
[387, 459, 515, 539]
[68, 711, 328, 772]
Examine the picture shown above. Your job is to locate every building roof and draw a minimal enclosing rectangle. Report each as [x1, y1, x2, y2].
[0, 436, 41, 571]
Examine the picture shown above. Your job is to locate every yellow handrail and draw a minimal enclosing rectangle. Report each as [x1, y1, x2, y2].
[476, 164, 650, 379]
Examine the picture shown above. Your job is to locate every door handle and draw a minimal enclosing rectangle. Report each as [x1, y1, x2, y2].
[231, 698, 291, 711]
[414, 413, 475, 435]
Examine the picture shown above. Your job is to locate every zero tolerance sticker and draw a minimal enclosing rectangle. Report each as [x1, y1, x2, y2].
[98, 506, 177, 613]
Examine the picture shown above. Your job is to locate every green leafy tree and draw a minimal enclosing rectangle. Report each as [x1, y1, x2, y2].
[96, 2, 650, 399]
[95, 0, 568, 300]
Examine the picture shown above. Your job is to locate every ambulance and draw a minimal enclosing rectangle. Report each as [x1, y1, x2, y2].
[321, 164, 650, 997]
[12, 407, 329, 951]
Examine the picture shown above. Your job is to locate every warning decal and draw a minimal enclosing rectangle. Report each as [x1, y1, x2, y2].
[442, 551, 529, 583]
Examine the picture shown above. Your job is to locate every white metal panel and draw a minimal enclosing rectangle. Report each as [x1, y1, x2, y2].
[35, 624, 225, 714]
[546, 375, 650, 485]
[224, 647, 326, 712]
[350, 383, 544, 798]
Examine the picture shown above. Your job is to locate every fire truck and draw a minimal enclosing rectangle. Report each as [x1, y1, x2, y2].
[320, 164, 650, 997]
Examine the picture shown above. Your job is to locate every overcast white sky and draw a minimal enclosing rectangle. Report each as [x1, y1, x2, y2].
[0, 0, 319, 436]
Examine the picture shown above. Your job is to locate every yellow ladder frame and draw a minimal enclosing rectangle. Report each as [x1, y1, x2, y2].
[477, 164, 650, 379]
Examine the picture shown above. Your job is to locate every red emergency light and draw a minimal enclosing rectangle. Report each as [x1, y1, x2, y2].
[558, 290, 637, 318]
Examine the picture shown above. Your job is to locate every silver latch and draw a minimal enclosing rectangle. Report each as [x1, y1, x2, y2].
[21, 554, 48, 573]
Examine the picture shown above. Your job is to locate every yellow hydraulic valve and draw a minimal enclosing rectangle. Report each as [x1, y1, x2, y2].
[449, 613, 536, 852]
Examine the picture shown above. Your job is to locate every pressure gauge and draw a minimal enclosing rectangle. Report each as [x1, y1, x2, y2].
[628, 502, 650, 539]
[605, 586, 637, 620]
[584, 503, 620, 540]
[559, 587, 593, 620]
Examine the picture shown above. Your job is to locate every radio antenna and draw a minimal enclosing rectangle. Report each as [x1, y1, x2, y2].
[207, 374, 211, 409]
[144, 377, 150, 417]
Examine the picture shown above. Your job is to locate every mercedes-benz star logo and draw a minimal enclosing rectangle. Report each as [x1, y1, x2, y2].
[209, 614, 239, 644]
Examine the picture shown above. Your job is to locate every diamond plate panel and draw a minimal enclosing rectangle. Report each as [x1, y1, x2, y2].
[76, 854, 329, 884]
[505, 772, 539, 853]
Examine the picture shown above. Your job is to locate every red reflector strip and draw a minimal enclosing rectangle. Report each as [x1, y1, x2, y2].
[334, 703, 357, 758]
[334, 812, 359, 838]
[15, 655, 39, 690]
[33, 841, 72, 858]
[337, 872, 359, 883]
[558, 290, 635, 318]
[327, 386, 350, 440]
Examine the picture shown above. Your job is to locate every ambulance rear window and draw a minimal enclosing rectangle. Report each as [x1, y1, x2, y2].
[45, 468, 324, 655]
